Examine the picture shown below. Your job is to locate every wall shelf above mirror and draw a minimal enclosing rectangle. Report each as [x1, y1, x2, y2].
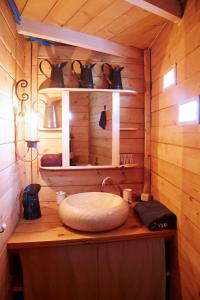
[39, 88, 137, 95]
[39, 164, 137, 171]
[38, 88, 138, 169]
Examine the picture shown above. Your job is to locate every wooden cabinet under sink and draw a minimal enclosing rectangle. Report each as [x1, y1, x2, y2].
[18, 239, 165, 300]
[8, 203, 175, 300]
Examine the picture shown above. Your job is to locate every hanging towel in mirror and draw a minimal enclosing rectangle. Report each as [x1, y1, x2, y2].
[99, 109, 106, 130]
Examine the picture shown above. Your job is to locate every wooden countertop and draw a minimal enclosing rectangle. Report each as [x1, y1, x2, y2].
[7, 202, 175, 250]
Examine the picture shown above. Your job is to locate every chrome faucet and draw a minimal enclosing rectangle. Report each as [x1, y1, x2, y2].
[100, 176, 122, 196]
[101, 176, 112, 190]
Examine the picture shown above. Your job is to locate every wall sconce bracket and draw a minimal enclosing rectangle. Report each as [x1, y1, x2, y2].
[15, 79, 29, 115]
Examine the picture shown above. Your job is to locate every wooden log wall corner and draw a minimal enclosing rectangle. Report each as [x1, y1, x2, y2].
[143, 49, 151, 193]
[0, 0, 26, 299]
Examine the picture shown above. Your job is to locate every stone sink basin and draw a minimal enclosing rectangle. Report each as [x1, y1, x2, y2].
[58, 192, 129, 232]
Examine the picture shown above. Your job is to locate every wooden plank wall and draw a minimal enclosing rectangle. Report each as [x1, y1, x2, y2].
[39, 168, 144, 202]
[150, 0, 200, 299]
[0, 1, 26, 299]
[36, 44, 145, 201]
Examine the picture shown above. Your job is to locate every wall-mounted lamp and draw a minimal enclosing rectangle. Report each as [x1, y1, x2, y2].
[15, 80, 40, 184]
[15, 80, 41, 213]
[15, 80, 39, 164]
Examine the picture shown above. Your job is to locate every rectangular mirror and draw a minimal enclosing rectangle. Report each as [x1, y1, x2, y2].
[70, 92, 113, 166]
[38, 88, 138, 168]
[61, 89, 120, 167]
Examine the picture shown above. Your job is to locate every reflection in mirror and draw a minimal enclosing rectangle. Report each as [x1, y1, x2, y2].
[89, 93, 112, 165]
[38, 92, 113, 166]
[69, 92, 112, 166]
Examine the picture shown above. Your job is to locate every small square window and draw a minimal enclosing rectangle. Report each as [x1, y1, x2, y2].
[178, 97, 200, 124]
[163, 66, 176, 89]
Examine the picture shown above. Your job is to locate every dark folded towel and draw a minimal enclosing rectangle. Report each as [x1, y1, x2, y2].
[134, 200, 176, 231]
[41, 153, 62, 167]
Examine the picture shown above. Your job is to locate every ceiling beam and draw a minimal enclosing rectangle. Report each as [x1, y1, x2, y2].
[17, 18, 140, 58]
[124, 0, 182, 23]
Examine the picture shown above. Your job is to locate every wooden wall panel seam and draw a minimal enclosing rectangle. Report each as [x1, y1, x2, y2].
[151, 69, 200, 99]
[151, 139, 200, 150]
[151, 45, 200, 82]
[151, 169, 200, 204]
[151, 140, 200, 150]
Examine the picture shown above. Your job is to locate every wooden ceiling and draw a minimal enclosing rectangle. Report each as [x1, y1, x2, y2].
[15, 0, 167, 49]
